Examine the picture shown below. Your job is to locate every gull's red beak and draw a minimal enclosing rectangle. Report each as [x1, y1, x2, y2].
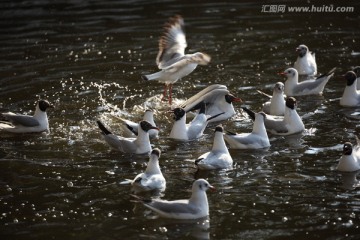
[233, 97, 242, 103]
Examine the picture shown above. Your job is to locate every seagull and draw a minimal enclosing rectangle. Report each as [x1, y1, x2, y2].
[96, 120, 159, 154]
[121, 148, 166, 193]
[0, 100, 54, 133]
[260, 82, 286, 116]
[293, 44, 317, 76]
[337, 142, 360, 172]
[169, 103, 224, 141]
[195, 125, 233, 170]
[340, 71, 360, 107]
[117, 109, 159, 139]
[179, 84, 242, 123]
[224, 112, 270, 149]
[141, 15, 211, 105]
[132, 178, 215, 219]
[279, 67, 336, 96]
[242, 97, 305, 136]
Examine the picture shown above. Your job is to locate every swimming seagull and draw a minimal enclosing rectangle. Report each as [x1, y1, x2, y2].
[142, 15, 211, 105]
[293, 44, 317, 76]
[117, 109, 159, 139]
[224, 112, 270, 149]
[132, 178, 215, 219]
[96, 120, 159, 154]
[179, 84, 242, 123]
[121, 148, 166, 193]
[0, 100, 54, 133]
[340, 71, 360, 107]
[169, 103, 224, 140]
[242, 97, 305, 136]
[280, 67, 336, 96]
[337, 142, 360, 172]
[260, 82, 286, 116]
[195, 125, 233, 170]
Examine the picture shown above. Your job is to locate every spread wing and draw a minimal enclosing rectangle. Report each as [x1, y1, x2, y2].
[156, 15, 187, 69]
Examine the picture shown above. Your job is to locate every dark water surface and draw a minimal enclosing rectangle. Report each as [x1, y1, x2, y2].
[1, 1, 360, 239]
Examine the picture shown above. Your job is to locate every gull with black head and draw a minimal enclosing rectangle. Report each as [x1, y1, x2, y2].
[337, 141, 360, 172]
[121, 148, 166, 193]
[243, 97, 304, 136]
[0, 99, 54, 133]
[340, 71, 360, 107]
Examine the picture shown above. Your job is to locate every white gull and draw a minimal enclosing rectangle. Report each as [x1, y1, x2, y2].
[293, 44, 317, 76]
[195, 125, 233, 170]
[142, 15, 211, 105]
[132, 179, 215, 219]
[224, 112, 270, 149]
[280, 67, 335, 96]
[260, 82, 286, 116]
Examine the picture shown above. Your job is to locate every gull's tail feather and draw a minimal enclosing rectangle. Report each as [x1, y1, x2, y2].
[97, 120, 112, 135]
[142, 72, 162, 81]
[242, 107, 256, 121]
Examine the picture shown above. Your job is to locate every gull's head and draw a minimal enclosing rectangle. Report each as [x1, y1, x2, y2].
[285, 97, 297, 110]
[296, 44, 309, 58]
[214, 125, 223, 133]
[343, 142, 353, 155]
[344, 71, 357, 86]
[279, 68, 298, 80]
[273, 82, 284, 94]
[225, 94, 242, 104]
[38, 100, 54, 112]
[191, 52, 211, 65]
[192, 179, 215, 192]
[170, 107, 186, 121]
[140, 120, 159, 132]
